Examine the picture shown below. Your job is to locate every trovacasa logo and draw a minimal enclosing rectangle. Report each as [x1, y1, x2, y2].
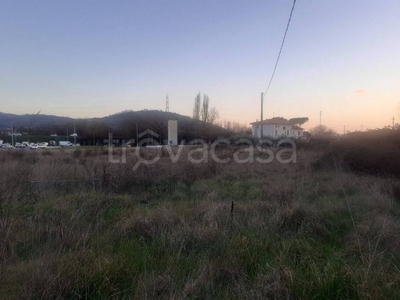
[107, 131, 297, 171]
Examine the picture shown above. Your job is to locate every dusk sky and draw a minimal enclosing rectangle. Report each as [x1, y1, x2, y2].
[1, 0, 399, 131]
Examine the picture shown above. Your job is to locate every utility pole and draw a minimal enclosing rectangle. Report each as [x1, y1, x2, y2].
[133, 121, 138, 146]
[11, 122, 14, 147]
[165, 94, 169, 112]
[392, 117, 395, 128]
[73, 122, 76, 145]
[260, 92, 264, 138]
[319, 111, 322, 126]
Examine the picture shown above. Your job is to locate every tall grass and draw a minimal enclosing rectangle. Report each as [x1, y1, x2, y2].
[0, 147, 400, 299]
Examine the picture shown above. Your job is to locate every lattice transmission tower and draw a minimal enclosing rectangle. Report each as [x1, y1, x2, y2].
[165, 94, 169, 112]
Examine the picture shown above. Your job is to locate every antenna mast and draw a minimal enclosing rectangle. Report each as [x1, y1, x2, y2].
[165, 94, 169, 112]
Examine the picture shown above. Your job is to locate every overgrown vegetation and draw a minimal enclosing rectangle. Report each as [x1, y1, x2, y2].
[316, 128, 400, 178]
[1, 140, 400, 299]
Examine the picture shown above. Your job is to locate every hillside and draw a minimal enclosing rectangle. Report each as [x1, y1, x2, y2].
[0, 112, 73, 129]
[0, 110, 233, 144]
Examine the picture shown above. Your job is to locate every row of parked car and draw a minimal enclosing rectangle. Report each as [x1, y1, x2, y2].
[0, 143, 13, 149]
[16, 142, 49, 149]
[0, 141, 80, 150]
[0, 142, 48, 149]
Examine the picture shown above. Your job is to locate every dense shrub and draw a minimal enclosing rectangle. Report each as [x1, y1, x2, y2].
[296, 136, 335, 151]
[315, 129, 400, 177]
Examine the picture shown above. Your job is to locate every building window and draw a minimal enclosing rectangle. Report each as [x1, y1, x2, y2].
[287, 130, 289, 135]
[275, 130, 277, 136]
[283, 126, 286, 130]
[298, 131, 301, 135]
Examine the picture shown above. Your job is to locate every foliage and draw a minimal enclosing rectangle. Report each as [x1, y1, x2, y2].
[289, 117, 309, 126]
[309, 124, 336, 137]
[316, 128, 400, 177]
[209, 106, 220, 124]
[192, 93, 201, 120]
[219, 120, 250, 134]
[201, 94, 209, 122]
[271, 117, 288, 121]
[193, 93, 220, 125]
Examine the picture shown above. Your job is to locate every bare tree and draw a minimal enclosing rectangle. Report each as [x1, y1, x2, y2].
[208, 106, 220, 124]
[229, 121, 250, 134]
[309, 125, 336, 137]
[192, 93, 201, 120]
[223, 119, 232, 130]
[193, 93, 219, 125]
[201, 94, 209, 122]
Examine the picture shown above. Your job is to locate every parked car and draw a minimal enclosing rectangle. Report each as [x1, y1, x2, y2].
[38, 142, 48, 148]
[0, 143, 13, 149]
[59, 141, 74, 147]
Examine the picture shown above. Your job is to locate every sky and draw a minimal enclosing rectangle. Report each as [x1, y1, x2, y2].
[1, 0, 399, 131]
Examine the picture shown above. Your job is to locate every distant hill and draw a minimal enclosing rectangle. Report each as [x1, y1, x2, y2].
[101, 110, 194, 130]
[0, 110, 198, 130]
[0, 112, 73, 129]
[0, 110, 233, 144]
[99, 110, 231, 141]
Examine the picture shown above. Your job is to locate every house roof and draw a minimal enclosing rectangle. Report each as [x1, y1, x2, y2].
[250, 119, 304, 130]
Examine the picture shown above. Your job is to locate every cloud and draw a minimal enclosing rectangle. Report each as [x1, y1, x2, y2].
[353, 89, 367, 94]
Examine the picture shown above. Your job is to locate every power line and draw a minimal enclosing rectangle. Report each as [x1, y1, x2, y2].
[264, 0, 297, 96]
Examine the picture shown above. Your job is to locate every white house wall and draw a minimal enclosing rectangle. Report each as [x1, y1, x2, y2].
[262, 125, 275, 137]
[252, 126, 259, 138]
[252, 124, 303, 139]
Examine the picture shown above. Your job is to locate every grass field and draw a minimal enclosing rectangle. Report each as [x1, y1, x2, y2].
[1, 144, 400, 299]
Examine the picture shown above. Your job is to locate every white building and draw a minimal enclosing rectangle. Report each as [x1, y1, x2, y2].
[251, 119, 304, 139]
[168, 120, 178, 145]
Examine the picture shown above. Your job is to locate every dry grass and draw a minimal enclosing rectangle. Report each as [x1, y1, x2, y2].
[1, 146, 400, 299]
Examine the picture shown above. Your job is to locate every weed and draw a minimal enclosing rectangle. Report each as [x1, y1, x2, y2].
[1, 146, 400, 298]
